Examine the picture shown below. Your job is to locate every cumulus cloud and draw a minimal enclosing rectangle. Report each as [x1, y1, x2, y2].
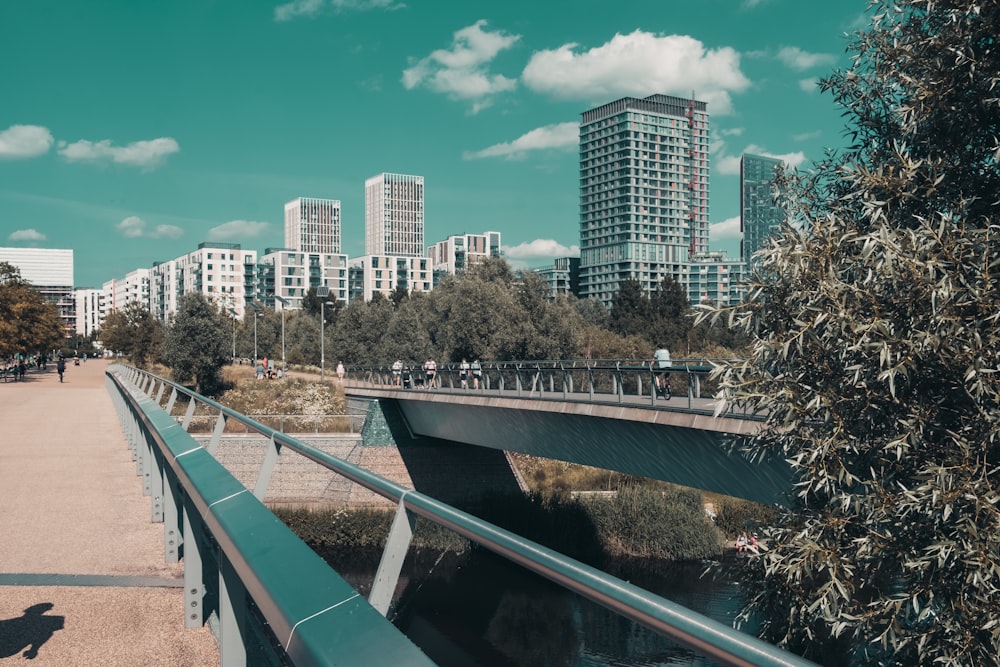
[522, 31, 750, 115]
[710, 216, 742, 243]
[7, 228, 47, 242]
[798, 77, 819, 93]
[715, 144, 807, 176]
[0, 125, 54, 159]
[207, 220, 270, 241]
[402, 20, 519, 113]
[58, 137, 180, 169]
[503, 239, 579, 268]
[115, 216, 184, 239]
[464, 122, 578, 160]
[776, 47, 837, 71]
[274, 0, 403, 21]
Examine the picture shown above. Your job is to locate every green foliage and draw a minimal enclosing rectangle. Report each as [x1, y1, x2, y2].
[274, 506, 470, 552]
[99, 300, 164, 367]
[0, 262, 65, 357]
[163, 293, 230, 395]
[710, 496, 778, 540]
[701, 2, 1000, 663]
[581, 485, 724, 561]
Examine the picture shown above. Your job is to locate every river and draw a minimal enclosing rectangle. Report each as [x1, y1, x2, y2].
[319, 546, 753, 667]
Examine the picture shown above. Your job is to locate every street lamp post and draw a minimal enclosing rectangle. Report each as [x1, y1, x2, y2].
[316, 286, 330, 381]
[227, 308, 237, 361]
[273, 295, 289, 369]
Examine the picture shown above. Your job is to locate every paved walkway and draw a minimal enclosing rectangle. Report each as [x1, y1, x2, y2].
[0, 360, 218, 666]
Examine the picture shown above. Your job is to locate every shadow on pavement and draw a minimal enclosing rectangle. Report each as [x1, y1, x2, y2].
[0, 602, 65, 659]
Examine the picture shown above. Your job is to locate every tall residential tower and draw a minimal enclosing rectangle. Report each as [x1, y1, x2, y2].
[740, 153, 786, 266]
[284, 197, 341, 254]
[365, 173, 424, 257]
[578, 94, 710, 308]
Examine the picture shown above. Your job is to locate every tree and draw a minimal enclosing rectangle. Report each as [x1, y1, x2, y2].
[0, 263, 65, 358]
[609, 279, 653, 341]
[163, 293, 230, 395]
[703, 2, 1000, 664]
[99, 300, 163, 367]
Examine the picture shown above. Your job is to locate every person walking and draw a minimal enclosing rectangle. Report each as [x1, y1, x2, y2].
[459, 358, 470, 389]
[56, 356, 65, 383]
[471, 358, 482, 389]
[392, 358, 403, 386]
[336, 361, 345, 380]
[423, 357, 437, 390]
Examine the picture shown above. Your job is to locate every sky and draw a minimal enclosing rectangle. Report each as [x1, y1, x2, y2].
[0, 0, 867, 289]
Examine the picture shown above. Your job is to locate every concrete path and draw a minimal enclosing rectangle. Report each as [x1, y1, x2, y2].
[0, 359, 218, 666]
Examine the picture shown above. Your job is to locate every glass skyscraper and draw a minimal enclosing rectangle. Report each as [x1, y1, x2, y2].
[740, 153, 786, 266]
[579, 94, 710, 308]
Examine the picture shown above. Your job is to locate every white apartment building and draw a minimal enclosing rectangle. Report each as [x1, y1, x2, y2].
[74, 288, 104, 337]
[0, 246, 75, 334]
[682, 252, 745, 307]
[258, 248, 349, 309]
[348, 254, 434, 302]
[284, 197, 341, 254]
[149, 243, 257, 321]
[102, 268, 151, 316]
[427, 231, 501, 276]
[365, 173, 425, 257]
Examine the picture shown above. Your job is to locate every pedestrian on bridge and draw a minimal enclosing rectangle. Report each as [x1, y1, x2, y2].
[459, 358, 470, 389]
[423, 357, 437, 389]
[56, 355, 65, 383]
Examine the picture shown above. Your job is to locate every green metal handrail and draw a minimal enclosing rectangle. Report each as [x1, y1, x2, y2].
[110, 364, 813, 667]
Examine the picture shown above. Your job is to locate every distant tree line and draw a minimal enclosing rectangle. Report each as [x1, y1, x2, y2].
[0, 262, 66, 360]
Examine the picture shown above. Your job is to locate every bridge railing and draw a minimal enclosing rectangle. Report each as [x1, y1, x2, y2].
[108, 363, 810, 667]
[347, 358, 759, 417]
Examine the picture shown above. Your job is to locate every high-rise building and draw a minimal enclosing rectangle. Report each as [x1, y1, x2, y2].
[681, 252, 745, 306]
[578, 94, 710, 309]
[365, 173, 424, 257]
[0, 246, 75, 335]
[740, 153, 787, 266]
[534, 257, 581, 298]
[74, 288, 104, 338]
[427, 231, 501, 276]
[284, 197, 341, 254]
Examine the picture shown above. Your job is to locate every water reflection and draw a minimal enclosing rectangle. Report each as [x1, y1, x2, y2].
[318, 545, 751, 667]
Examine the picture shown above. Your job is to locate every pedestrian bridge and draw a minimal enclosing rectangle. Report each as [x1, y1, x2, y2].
[341, 359, 791, 507]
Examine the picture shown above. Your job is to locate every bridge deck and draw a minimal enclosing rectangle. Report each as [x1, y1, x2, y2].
[0, 360, 218, 666]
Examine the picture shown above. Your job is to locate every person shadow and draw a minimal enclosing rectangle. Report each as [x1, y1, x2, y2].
[0, 603, 65, 659]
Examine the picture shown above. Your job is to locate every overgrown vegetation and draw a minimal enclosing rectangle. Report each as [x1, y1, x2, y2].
[0, 262, 64, 359]
[701, 1, 1000, 664]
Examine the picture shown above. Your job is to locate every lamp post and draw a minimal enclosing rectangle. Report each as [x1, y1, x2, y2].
[316, 286, 330, 381]
[273, 294, 289, 369]
[226, 307, 237, 361]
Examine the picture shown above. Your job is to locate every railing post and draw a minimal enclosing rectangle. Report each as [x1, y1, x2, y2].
[165, 387, 178, 416]
[253, 434, 281, 501]
[208, 409, 226, 455]
[164, 473, 181, 563]
[181, 398, 197, 432]
[369, 497, 416, 616]
[219, 552, 249, 667]
[183, 505, 205, 628]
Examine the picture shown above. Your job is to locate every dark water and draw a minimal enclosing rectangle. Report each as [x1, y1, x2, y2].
[321, 546, 751, 667]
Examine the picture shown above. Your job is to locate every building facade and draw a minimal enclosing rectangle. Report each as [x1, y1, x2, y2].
[284, 197, 342, 254]
[740, 153, 787, 266]
[681, 252, 745, 306]
[0, 246, 75, 335]
[427, 231, 501, 276]
[534, 257, 581, 298]
[257, 248, 349, 309]
[348, 254, 434, 302]
[578, 94, 710, 309]
[365, 173, 425, 257]
[149, 243, 257, 321]
[74, 288, 104, 338]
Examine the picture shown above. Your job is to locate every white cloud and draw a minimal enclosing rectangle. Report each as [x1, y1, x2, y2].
[522, 31, 750, 115]
[0, 125, 54, 159]
[207, 220, 270, 241]
[115, 216, 184, 239]
[503, 239, 579, 268]
[464, 122, 578, 160]
[274, 0, 403, 21]
[402, 20, 520, 113]
[715, 143, 807, 176]
[798, 77, 820, 93]
[776, 47, 837, 71]
[7, 228, 47, 242]
[710, 216, 742, 243]
[793, 130, 822, 142]
[57, 137, 180, 169]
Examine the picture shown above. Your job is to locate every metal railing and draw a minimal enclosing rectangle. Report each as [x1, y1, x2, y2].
[107, 364, 812, 667]
[344, 358, 758, 418]
[182, 412, 367, 435]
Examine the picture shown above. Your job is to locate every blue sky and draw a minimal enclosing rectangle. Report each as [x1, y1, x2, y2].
[1, 0, 865, 288]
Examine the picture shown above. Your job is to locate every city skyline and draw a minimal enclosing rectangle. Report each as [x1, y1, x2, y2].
[1, 1, 863, 288]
